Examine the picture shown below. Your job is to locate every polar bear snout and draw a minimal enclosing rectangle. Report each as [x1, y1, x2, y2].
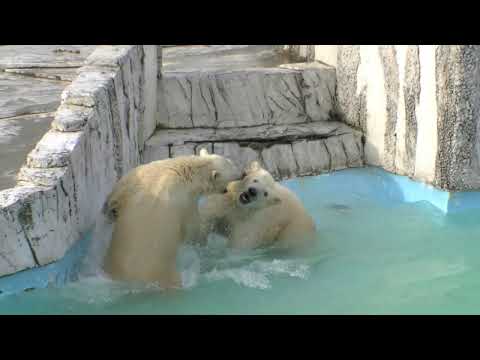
[239, 191, 252, 205]
[238, 185, 275, 207]
[239, 187, 259, 205]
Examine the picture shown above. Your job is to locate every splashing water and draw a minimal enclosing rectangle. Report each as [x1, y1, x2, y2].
[178, 233, 311, 290]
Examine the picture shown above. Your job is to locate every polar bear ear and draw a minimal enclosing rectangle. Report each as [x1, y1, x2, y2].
[199, 148, 210, 157]
[245, 161, 261, 174]
[211, 170, 219, 180]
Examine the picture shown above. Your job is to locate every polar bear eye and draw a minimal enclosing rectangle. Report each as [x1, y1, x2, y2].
[253, 179, 258, 183]
[264, 191, 268, 197]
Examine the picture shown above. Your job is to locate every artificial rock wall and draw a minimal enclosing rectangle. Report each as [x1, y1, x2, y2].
[144, 60, 364, 180]
[295, 45, 480, 191]
[0, 45, 159, 277]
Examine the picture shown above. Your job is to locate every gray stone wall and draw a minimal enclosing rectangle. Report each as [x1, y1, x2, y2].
[146, 59, 364, 180]
[435, 45, 480, 191]
[156, 64, 336, 130]
[335, 45, 480, 191]
[144, 121, 364, 180]
[0, 46, 159, 278]
[284, 45, 315, 62]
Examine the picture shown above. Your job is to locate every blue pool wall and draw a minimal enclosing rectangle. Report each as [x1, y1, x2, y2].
[1, 166, 480, 296]
[283, 167, 480, 214]
[0, 230, 92, 297]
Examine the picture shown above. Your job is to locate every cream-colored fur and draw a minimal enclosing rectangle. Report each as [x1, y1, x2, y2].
[102, 149, 239, 288]
[199, 161, 316, 250]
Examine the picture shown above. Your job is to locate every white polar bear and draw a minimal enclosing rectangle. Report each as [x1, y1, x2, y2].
[198, 161, 317, 251]
[101, 149, 240, 288]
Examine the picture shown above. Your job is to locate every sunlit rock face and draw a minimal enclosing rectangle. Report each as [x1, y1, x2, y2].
[0, 45, 158, 277]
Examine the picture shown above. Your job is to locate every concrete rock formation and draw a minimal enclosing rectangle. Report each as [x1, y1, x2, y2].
[143, 121, 363, 179]
[157, 65, 336, 129]
[146, 48, 360, 183]
[0, 46, 158, 277]
[0, 46, 96, 191]
[333, 45, 480, 191]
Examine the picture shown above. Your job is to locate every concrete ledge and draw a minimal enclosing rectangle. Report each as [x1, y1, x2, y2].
[144, 121, 364, 180]
[0, 45, 156, 278]
[145, 121, 355, 146]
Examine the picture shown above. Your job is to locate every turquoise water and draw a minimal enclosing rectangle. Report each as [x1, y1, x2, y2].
[1, 168, 480, 314]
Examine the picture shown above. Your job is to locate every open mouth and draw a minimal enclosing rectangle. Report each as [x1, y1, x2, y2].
[239, 192, 251, 205]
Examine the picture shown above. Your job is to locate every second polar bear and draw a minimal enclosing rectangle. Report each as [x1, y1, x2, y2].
[101, 149, 240, 287]
[198, 161, 317, 250]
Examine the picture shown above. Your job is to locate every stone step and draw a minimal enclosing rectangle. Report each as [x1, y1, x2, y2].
[143, 121, 364, 180]
[150, 51, 362, 180]
[162, 45, 287, 72]
[157, 61, 336, 130]
[145, 121, 354, 148]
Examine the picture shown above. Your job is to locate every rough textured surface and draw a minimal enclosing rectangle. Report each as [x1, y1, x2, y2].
[51, 104, 94, 132]
[285, 46, 315, 62]
[293, 140, 328, 175]
[0, 45, 151, 277]
[149, 46, 363, 181]
[144, 122, 364, 180]
[213, 143, 259, 172]
[0, 46, 96, 192]
[171, 144, 195, 157]
[4, 68, 80, 81]
[403, 46, 420, 177]
[335, 44, 480, 191]
[142, 145, 169, 164]
[0, 72, 67, 119]
[379, 46, 399, 173]
[0, 45, 95, 69]
[145, 121, 355, 146]
[0, 113, 54, 190]
[163, 45, 289, 72]
[435, 45, 480, 190]
[280, 62, 337, 122]
[0, 46, 97, 191]
[25, 130, 83, 168]
[158, 64, 336, 129]
[324, 137, 348, 171]
[342, 132, 364, 167]
[261, 144, 298, 179]
[0, 185, 52, 274]
[141, 46, 158, 149]
[336, 46, 364, 130]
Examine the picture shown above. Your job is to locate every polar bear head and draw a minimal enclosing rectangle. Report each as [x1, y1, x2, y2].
[226, 161, 281, 210]
[199, 148, 241, 194]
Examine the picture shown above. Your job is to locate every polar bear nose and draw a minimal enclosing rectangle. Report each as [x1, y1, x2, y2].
[248, 187, 257, 197]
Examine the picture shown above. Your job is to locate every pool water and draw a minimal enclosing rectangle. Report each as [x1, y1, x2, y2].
[1, 167, 480, 315]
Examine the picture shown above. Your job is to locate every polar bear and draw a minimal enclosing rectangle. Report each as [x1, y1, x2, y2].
[198, 161, 317, 251]
[195, 178, 282, 245]
[101, 149, 240, 288]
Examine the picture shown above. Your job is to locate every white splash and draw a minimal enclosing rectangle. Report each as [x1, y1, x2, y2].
[203, 258, 310, 290]
[78, 212, 113, 279]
